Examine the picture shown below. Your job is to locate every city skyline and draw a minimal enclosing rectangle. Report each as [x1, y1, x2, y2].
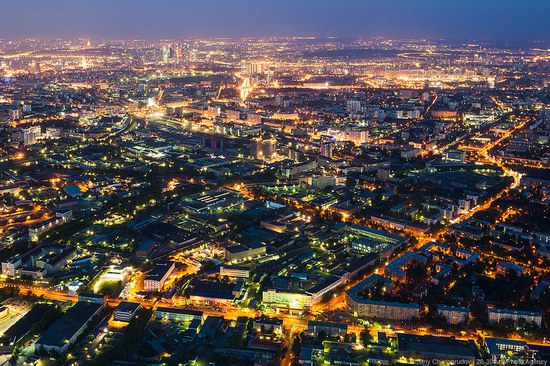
[2, 0, 550, 44]
[0, 2, 549, 365]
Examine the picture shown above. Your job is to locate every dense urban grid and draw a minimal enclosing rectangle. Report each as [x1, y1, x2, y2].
[0, 37, 548, 365]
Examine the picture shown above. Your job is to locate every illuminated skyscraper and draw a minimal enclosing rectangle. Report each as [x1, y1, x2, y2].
[162, 46, 170, 63]
[175, 43, 183, 65]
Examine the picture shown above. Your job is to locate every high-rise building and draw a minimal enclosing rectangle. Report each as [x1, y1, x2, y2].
[168, 44, 175, 60]
[168, 43, 193, 65]
[541, 109, 550, 130]
[242, 62, 268, 75]
[10, 108, 22, 121]
[183, 43, 192, 63]
[320, 135, 335, 159]
[175, 43, 183, 65]
[346, 100, 362, 114]
[377, 166, 390, 182]
[250, 137, 277, 162]
[162, 46, 170, 63]
[263, 138, 277, 161]
[250, 138, 262, 160]
[21, 126, 41, 146]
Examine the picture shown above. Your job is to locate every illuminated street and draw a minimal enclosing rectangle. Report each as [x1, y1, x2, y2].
[0, 1, 549, 365]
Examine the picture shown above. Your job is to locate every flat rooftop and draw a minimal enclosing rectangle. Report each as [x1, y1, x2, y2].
[37, 302, 102, 349]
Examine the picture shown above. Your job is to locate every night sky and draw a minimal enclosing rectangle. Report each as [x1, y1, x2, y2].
[3, 0, 550, 43]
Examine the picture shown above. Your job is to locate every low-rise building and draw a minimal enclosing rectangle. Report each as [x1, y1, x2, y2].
[496, 261, 525, 276]
[143, 261, 175, 292]
[308, 275, 344, 305]
[307, 321, 348, 337]
[484, 338, 532, 363]
[384, 252, 427, 282]
[2, 244, 76, 279]
[188, 279, 246, 304]
[155, 307, 205, 323]
[488, 308, 542, 327]
[262, 288, 311, 310]
[220, 265, 250, 279]
[253, 318, 283, 334]
[35, 300, 104, 355]
[347, 275, 417, 321]
[114, 301, 141, 322]
[397, 334, 480, 361]
[347, 298, 420, 321]
[29, 211, 73, 241]
[347, 224, 409, 246]
[225, 242, 266, 262]
[437, 304, 469, 324]
[78, 293, 106, 305]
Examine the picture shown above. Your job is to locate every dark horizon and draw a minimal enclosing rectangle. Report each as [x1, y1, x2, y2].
[2, 0, 550, 44]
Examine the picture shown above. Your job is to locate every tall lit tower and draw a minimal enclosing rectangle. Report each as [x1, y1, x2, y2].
[175, 43, 183, 65]
[162, 46, 170, 63]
